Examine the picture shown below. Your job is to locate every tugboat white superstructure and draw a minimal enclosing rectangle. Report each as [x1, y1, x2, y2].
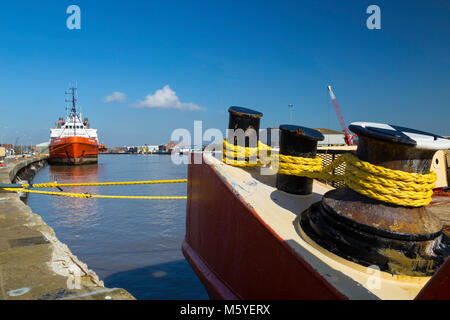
[49, 86, 99, 165]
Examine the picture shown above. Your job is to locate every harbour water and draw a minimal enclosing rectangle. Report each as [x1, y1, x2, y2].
[26, 154, 208, 300]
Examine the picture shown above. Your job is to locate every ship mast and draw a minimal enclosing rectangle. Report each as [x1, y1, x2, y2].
[65, 85, 78, 117]
[65, 84, 79, 135]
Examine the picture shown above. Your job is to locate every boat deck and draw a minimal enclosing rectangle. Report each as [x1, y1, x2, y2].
[199, 153, 439, 300]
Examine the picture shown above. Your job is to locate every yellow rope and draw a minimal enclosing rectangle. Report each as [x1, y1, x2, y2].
[3, 142, 438, 207]
[277, 154, 323, 176]
[21, 179, 188, 188]
[222, 140, 436, 207]
[222, 140, 271, 167]
[1, 179, 188, 200]
[1, 188, 186, 200]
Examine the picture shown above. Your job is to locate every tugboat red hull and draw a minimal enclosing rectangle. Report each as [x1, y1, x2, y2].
[49, 137, 98, 165]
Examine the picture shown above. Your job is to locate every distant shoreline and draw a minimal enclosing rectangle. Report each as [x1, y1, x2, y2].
[100, 152, 173, 155]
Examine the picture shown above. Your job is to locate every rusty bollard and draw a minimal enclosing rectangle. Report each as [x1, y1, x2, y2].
[276, 125, 324, 195]
[226, 106, 263, 164]
[300, 122, 450, 276]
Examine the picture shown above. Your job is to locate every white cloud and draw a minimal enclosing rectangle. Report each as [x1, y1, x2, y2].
[103, 92, 126, 103]
[134, 85, 204, 111]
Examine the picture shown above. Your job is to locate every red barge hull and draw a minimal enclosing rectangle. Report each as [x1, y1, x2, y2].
[183, 153, 450, 300]
[183, 154, 346, 299]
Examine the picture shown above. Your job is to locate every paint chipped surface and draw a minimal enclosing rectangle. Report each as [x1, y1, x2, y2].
[380, 248, 436, 277]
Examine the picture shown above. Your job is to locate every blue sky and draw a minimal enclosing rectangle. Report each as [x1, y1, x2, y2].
[0, 0, 449, 146]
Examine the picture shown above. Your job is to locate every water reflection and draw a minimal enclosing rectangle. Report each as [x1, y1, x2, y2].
[104, 259, 207, 300]
[48, 164, 102, 228]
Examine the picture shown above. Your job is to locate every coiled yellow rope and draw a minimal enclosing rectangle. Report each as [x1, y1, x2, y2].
[222, 140, 437, 207]
[222, 140, 271, 167]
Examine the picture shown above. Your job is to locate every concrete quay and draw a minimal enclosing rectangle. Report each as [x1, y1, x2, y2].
[0, 156, 134, 300]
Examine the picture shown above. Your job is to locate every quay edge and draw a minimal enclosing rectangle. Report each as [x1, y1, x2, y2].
[0, 156, 135, 300]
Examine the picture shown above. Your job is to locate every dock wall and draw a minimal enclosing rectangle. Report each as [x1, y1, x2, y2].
[0, 156, 134, 300]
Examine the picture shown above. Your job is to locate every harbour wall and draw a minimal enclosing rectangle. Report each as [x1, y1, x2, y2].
[0, 156, 134, 300]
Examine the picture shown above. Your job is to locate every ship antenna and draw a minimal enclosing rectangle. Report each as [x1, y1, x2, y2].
[72, 86, 76, 115]
[65, 85, 77, 116]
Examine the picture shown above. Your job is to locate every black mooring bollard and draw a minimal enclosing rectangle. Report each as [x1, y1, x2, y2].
[276, 125, 324, 195]
[227, 106, 263, 162]
[300, 122, 450, 276]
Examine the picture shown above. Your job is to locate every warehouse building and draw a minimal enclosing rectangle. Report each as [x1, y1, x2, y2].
[314, 128, 346, 146]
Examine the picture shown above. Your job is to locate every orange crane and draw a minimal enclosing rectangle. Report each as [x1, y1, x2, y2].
[327, 85, 355, 146]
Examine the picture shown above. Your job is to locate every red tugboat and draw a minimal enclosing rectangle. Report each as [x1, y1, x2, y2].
[183, 106, 450, 300]
[49, 86, 99, 165]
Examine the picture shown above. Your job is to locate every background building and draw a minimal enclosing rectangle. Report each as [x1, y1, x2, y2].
[314, 128, 346, 146]
[36, 141, 50, 154]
